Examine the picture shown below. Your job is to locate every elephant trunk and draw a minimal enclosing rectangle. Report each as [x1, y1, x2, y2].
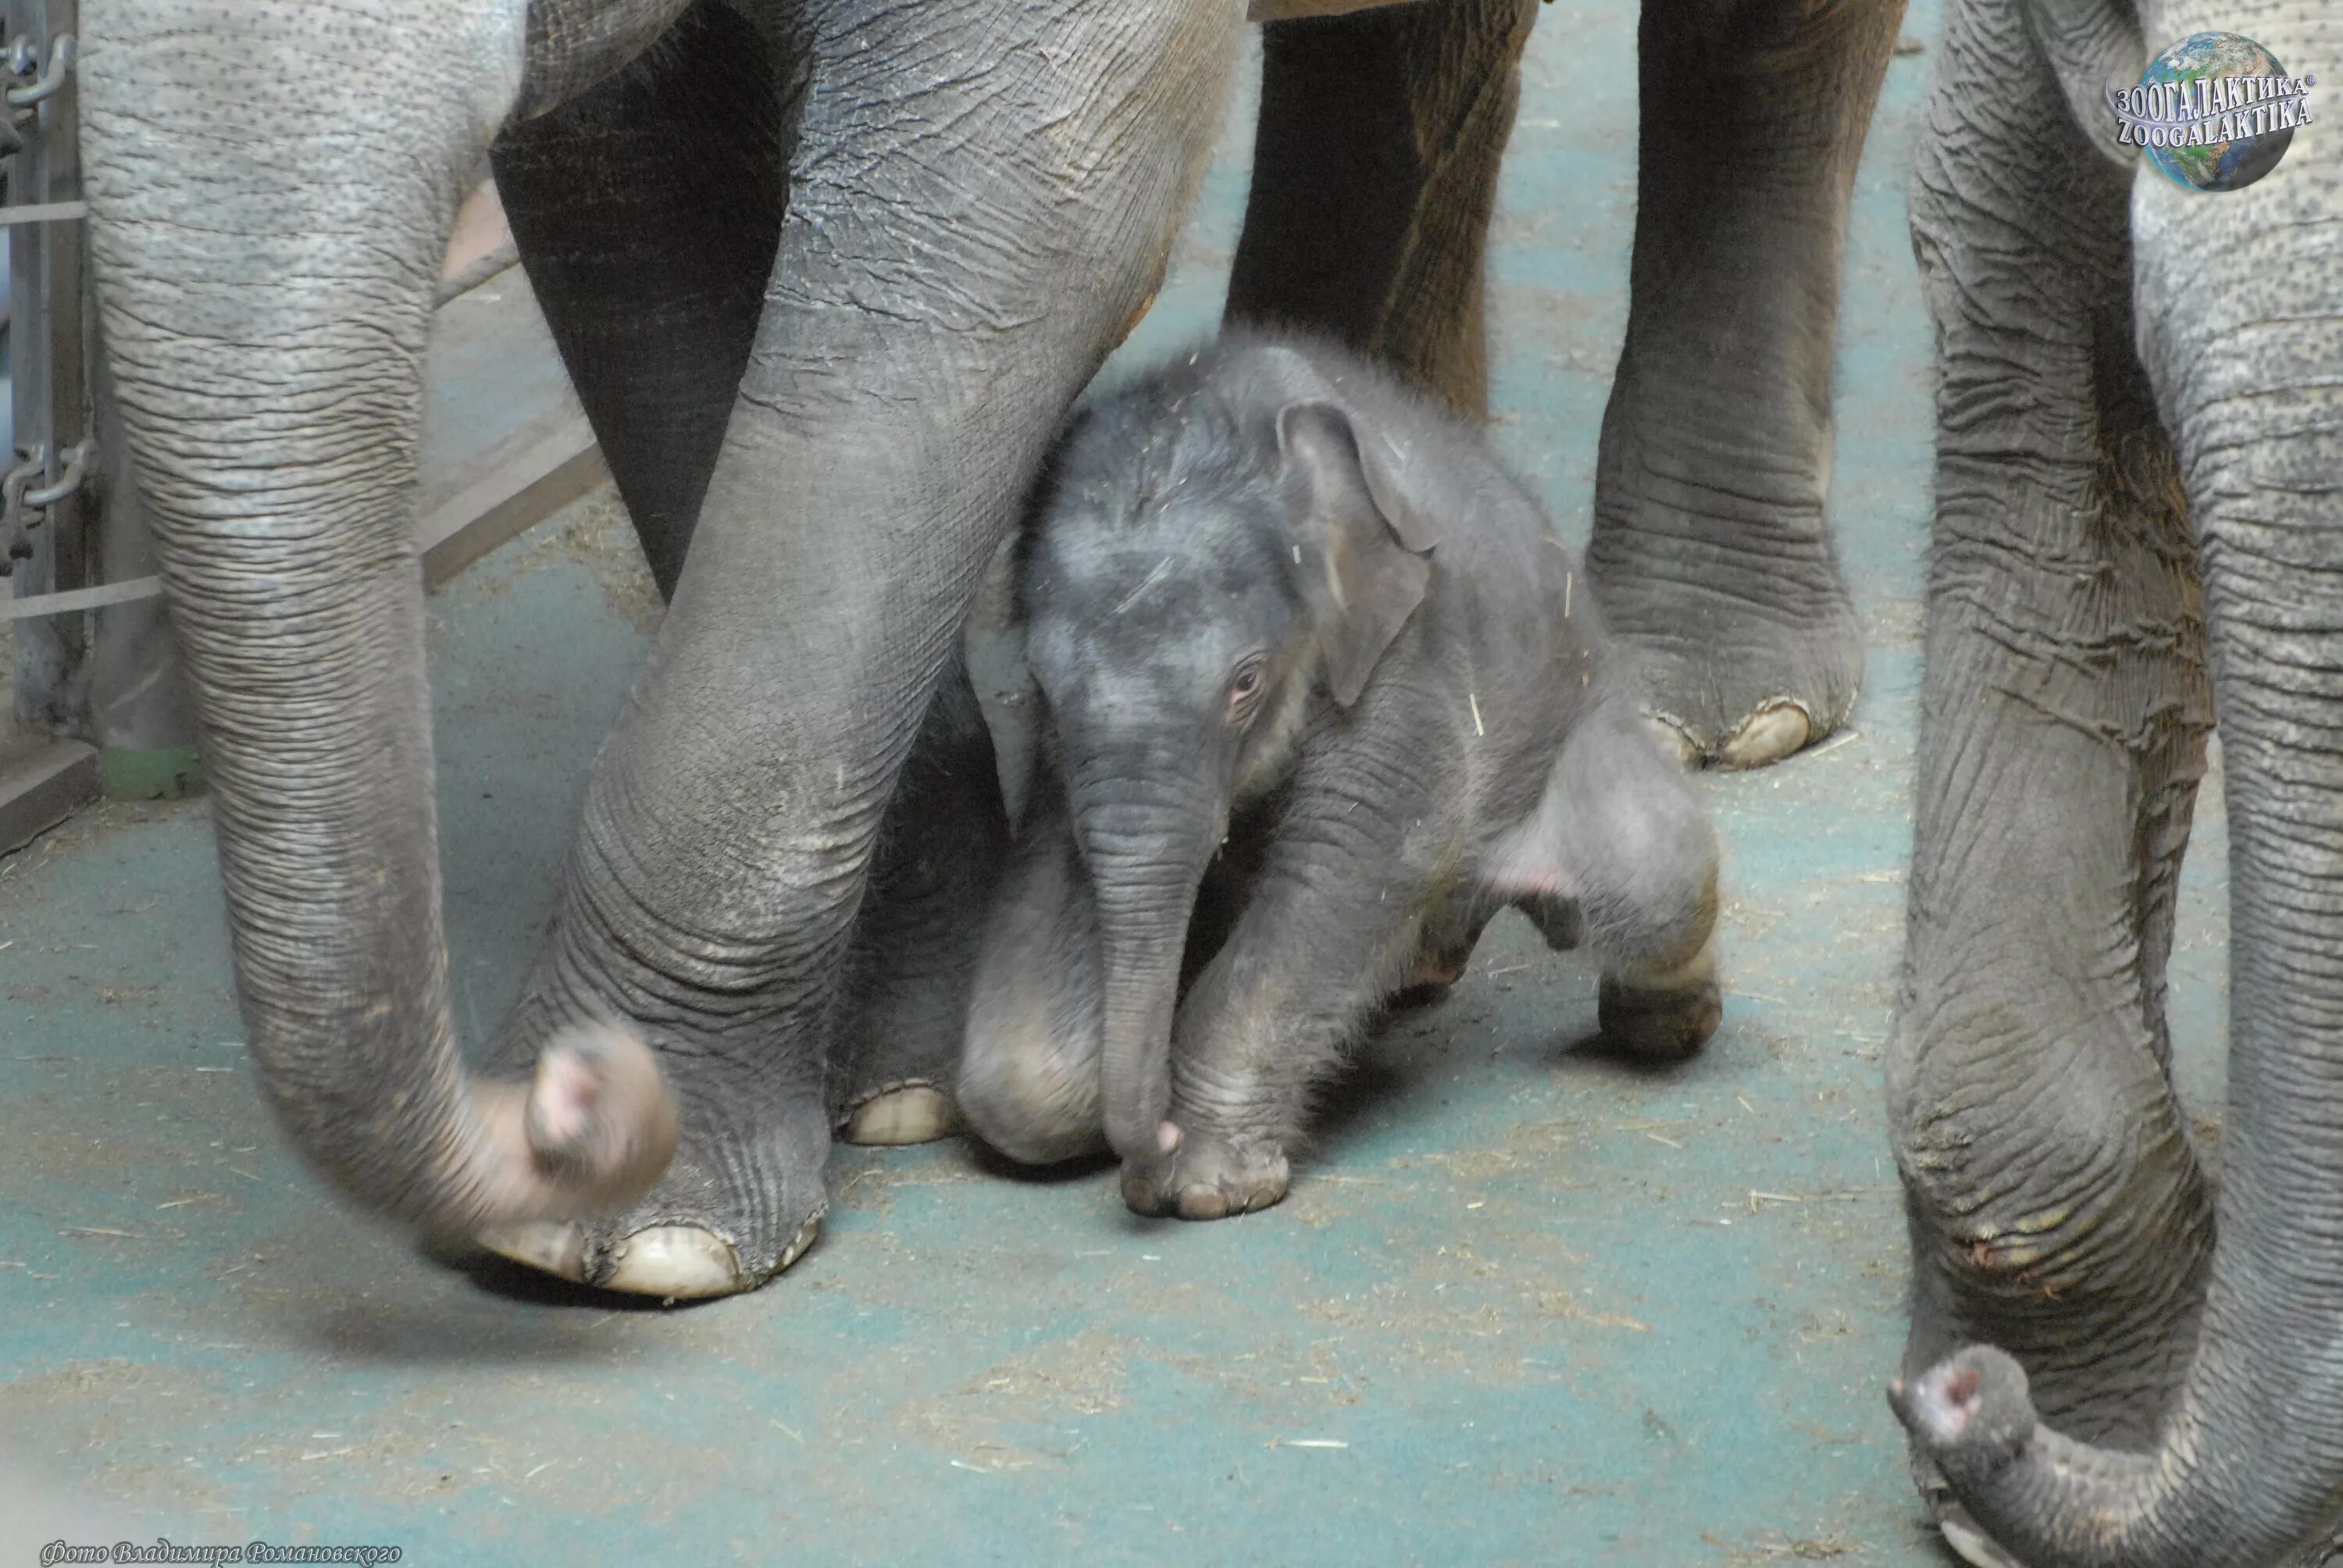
[80, 2, 675, 1235]
[1893, 56, 2343, 1563]
[1065, 747, 1221, 1163]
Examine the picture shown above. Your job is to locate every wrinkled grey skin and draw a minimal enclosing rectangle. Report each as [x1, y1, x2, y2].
[958, 336, 1723, 1218]
[78, 0, 1895, 1297]
[82, 0, 1231, 1298]
[1228, 0, 1908, 770]
[1883, 1, 2343, 1563]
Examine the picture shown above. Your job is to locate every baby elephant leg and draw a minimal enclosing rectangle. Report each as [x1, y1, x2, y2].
[955, 773, 1109, 1166]
[1495, 694, 1723, 1060]
[1122, 815, 1430, 1220]
[1389, 902, 1498, 1009]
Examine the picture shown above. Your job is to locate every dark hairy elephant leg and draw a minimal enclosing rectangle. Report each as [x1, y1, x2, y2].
[489, 0, 796, 597]
[957, 762, 1109, 1167]
[1225, 0, 1539, 418]
[1892, 3, 2343, 1561]
[483, 0, 1237, 1298]
[1584, 0, 1902, 769]
[834, 661, 1011, 1146]
[1882, 0, 2215, 1556]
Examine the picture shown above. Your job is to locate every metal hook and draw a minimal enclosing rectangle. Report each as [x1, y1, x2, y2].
[4, 446, 47, 511]
[6, 34, 73, 109]
[0, 447, 45, 573]
[26, 438, 90, 508]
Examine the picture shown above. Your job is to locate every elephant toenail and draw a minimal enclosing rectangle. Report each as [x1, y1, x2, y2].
[776, 1213, 822, 1272]
[1937, 1508, 2024, 1568]
[1177, 1188, 1230, 1221]
[1645, 715, 1703, 770]
[1717, 702, 1813, 770]
[601, 1224, 746, 1299]
[842, 1084, 960, 1146]
[476, 1221, 588, 1283]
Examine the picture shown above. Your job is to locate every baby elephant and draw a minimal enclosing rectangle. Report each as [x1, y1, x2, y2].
[958, 334, 1721, 1219]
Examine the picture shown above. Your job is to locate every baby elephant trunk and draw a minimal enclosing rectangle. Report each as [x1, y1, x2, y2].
[1066, 754, 1223, 1164]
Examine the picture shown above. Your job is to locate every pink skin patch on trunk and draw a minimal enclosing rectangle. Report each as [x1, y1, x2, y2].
[473, 1021, 680, 1225]
[528, 1049, 603, 1153]
[1896, 1359, 1986, 1445]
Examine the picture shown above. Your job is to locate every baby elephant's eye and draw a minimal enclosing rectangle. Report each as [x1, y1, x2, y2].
[1226, 661, 1266, 722]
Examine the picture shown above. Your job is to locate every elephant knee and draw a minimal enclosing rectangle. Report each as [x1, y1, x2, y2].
[1571, 769, 1719, 970]
[1491, 697, 1720, 971]
[957, 1008, 1103, 1167]
[1885, 1005, 2210, 1305]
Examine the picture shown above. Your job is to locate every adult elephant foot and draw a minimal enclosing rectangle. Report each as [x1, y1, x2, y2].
[1225, 0, 1882, 773]
[1583, 501, 1862, 772]
[480, 1200, 824, 1301]
[1579, 0, 1902, 770]
[458, 637, 1028, 1297]
[478, 1004, 836, 1298]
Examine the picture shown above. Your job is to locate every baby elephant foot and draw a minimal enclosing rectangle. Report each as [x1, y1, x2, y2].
[1598, 935, 1722, 1062]
[1120, 1132, 1291, 1221]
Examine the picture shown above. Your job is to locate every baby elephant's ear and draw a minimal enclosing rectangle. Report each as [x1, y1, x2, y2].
[1277, 401, 1438, 707]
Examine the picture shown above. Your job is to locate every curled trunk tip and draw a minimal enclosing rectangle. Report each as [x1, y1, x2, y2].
[1892, 1342, 2310, 1568]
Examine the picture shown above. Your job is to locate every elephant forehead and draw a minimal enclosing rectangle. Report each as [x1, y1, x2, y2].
[1030, 603, 1219, 685]
[1038, 539, 1273, 632]
[1028, 601, 1264, 715]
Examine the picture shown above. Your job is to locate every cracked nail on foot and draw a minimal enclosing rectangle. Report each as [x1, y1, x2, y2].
[477, 1221, 587, 1283]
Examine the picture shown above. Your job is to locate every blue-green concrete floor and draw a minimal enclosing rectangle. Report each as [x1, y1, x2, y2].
[0, 5, 2238, 1563]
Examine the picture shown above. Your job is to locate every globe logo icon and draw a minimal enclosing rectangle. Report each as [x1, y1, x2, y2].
[2106, 32, 2315, 192]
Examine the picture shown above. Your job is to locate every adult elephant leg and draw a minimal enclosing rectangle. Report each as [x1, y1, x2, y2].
[490, 8, 1002, 1154]
[1584, 0, 1900, 769]
[834, 660, 1011, 1146]
[483, 0, 1238, 1298]
[1893, 5, 2343, 1561]
[488, 0, 797, 599]
[1887, 0, 2213, 1545]
[79, 2, 685, 1238]
[1224, 0, 1538, 419]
